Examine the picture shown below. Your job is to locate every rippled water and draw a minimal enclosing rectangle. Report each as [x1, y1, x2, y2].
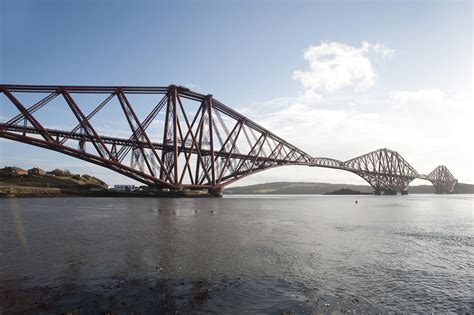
[0, 195, 473, 313]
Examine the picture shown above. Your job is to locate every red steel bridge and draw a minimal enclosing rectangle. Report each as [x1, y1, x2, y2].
[0, 84, 457, 196]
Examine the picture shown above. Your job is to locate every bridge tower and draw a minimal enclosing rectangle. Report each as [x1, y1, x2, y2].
[426, 165, 457, 194]
[343, 148, 419, 195]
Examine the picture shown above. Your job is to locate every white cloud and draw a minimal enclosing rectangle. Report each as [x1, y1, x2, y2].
[292, 41, 393, 95]
[389, 89, 472, 121]
[371, 43, 395, 63]
[390, 89, 446, 105]
[258, 100, 383, 159]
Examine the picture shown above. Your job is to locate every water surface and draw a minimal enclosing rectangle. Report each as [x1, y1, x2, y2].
[0, 195, 473, 313]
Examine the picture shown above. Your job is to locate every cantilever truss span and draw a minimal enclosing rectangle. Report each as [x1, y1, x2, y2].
[0, 84, 458, 194]
[312, 149, 457, 194]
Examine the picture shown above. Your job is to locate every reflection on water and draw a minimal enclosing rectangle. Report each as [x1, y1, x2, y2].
[0, 195, 473, 313]
[9, 199, 29, 254]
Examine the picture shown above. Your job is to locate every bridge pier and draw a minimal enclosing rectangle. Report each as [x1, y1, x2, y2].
[208, 188, 223, 197]
[401, 190, 409, 195]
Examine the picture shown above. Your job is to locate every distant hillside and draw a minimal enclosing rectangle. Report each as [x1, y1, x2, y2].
[224, 182, 474, 195]
[0, 173, 107, 190]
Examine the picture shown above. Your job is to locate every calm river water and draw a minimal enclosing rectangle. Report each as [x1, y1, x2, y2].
[0, 195, 473, 313]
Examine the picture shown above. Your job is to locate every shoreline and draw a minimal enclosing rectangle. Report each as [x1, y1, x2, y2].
[0, 186, 217, 198]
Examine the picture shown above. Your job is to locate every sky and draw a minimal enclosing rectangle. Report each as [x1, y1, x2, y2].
[0, 0, 472, 187]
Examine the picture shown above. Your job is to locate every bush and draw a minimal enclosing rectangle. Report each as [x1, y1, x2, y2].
[72, 174, 81, 180]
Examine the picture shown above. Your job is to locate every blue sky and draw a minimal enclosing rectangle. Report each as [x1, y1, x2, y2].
[1, 0, 472, 186]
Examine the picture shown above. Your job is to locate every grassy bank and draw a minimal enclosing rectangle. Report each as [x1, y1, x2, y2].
[0, 172, 108, 198]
